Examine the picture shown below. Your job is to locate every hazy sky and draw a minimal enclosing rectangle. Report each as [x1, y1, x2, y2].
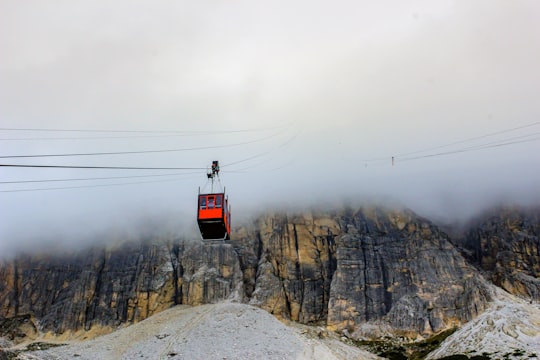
[1, 1, 539, 254]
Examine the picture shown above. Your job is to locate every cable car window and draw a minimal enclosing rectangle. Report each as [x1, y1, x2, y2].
[208, 196, 215, 209]
[216, 195, 222, 208]
[200, 197, 206, 209]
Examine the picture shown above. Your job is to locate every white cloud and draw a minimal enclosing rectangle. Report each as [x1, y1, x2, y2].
[1, 0, 539, 250]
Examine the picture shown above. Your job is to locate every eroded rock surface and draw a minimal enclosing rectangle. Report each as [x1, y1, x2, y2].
[2, 205, 531, 342]
[464, 206, 540, 300]
[0, 239, 242, 336]
[236, 212, 339, 324]
[233, 207, 490, 337]
[326, 208, 489, 337]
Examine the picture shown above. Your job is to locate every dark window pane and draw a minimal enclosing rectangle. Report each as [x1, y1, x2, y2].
[200, 197, 206, 209]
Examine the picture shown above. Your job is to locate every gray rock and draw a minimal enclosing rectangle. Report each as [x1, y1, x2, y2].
[326, 208, 490, 337]
[463, 206, 540, 300]
[1, 205, 524, 341]
[0, 238, 242, 336]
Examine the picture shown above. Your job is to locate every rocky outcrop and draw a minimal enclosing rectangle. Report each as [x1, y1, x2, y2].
[232, 208, 490, 338]
[463, 206, 540, 300]
[1, 205, 525, 341]
[0, 239, 242, 336]
[326, 208, 489, 338]
[237, 212, 339, 324]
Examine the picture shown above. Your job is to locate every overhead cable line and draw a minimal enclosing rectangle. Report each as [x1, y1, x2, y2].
[223, 130, 300, 168]
[0, 128, 300, 171]
[0, 127, 300, 192]
[362, 121, 540, 163]
[0, 171, 201, 184]
[453, 131, 540, 150]
[0, 127, 299, 170]
[0, 164, 206, 170]
[0, 176, 200, 193]
[397, 121, 540, 158]
[398, 137, 540, 162]
[0, 156, 290, 192]
[0, 134, 258, 141]
[0, 124, 288, 134]
[397, 132, 540, 162]
[0, 135, 296, 171]
[0, 124, 292, 141]
[0, 130, 285, 159]
[0, 166, 260, 191]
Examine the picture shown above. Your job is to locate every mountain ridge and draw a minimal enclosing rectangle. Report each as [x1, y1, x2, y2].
[1, 204, 538, 358]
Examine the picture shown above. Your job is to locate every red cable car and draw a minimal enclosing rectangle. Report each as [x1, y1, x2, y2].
[197, 161, 231, 240]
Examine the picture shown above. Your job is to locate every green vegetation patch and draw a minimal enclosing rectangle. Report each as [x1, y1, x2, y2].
[470, 356, 492, 360]
[350, 328, 482, 360]
[0, 315, 34, 340]
[24, 342, 66, 351]
[0, 342, 67, 360]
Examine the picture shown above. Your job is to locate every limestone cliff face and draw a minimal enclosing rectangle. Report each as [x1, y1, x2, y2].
[1, 205, 524, 342]
[0, 240, 242, 337]
[463, 206, 540, 300]
[326, 208, 489, 337]
[233, 208, 490, 337]
[234, 212, 339, 324]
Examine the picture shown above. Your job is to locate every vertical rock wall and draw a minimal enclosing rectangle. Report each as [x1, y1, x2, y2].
[0, 205, 509, 340]
[0, 239, 242, 335]
[464, 207, 540, 300]
[238, 213, 338, 324]
[233, 207, 490, 337]
[326, 208, 489, 337]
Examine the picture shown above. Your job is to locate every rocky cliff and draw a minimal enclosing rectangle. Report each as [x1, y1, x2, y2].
[0, 239, 242, 338]
[462, 206, 540, 300]
[1, 205, 537, 344]
[233, 208, 490, 338]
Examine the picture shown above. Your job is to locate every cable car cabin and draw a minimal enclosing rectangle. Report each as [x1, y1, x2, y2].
[197, 192, 231, 240]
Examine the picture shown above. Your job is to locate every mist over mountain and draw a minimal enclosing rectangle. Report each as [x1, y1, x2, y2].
[1, 204, 539, 359]
[1, 0, 539, 256]
[1, 1, 539, 358]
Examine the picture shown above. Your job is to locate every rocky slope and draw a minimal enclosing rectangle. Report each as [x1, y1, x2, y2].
[0, 240, 242, 337]
[0, 205, 538, 352]
[20, 302, 380, 360]
[427, 285, 540, 359]
[234, 208, 490, 338]
[462, 206, 540, 300]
